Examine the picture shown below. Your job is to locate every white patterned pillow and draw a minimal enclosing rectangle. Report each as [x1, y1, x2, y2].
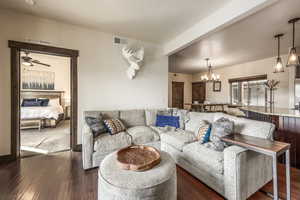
[104, 119, 126, 135]
[204, 117, 234, 151]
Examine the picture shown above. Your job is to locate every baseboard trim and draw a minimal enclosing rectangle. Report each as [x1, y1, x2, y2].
[0, 154, 14, 164]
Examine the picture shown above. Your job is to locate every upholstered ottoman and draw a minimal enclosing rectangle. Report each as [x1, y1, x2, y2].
[98, 151, 177, 200]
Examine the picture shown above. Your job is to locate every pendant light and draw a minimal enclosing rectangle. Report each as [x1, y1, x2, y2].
[287, 18, 300, 67]
[201, 58, 220, 82]
[274, 33, 284, 73]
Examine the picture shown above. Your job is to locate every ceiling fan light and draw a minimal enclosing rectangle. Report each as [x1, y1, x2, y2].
[22, 61, 31, 66]
[274, 57, 284, 73]
[25, 0, 35, 6]
[286, 47, 299, 67]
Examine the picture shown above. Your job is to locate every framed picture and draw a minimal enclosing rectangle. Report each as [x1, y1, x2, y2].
[213, 81, 221, 92]
[22, 69, 55, 90]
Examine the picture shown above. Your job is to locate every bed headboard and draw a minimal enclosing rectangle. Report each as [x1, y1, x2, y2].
[20, 90, 65, 105]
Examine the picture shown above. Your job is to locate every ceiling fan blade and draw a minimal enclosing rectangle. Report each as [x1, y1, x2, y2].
[32, 60, 51, 67]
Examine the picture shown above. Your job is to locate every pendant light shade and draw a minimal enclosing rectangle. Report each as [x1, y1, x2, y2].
[287, 18, 300, 67]
[274, 34, 284, 73]
[287, 47, 299, 66]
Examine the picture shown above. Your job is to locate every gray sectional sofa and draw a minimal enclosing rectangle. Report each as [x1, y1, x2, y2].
[82, 109, 275, 200]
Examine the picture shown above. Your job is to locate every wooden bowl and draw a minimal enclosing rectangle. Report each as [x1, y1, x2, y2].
[116, 145, 161, 171]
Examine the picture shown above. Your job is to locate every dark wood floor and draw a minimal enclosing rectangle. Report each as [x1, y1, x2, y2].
[0, 151, 299, 200]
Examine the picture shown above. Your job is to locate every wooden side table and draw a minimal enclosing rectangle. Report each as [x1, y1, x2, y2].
[221, 134, 291, 200]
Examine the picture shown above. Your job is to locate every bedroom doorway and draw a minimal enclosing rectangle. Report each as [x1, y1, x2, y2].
[19, 52, 71, 157]
[9, 41, 79, 160]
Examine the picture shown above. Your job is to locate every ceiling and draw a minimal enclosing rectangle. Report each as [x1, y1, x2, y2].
[170, 0, 300, 74]
[0, 0, 231, 43]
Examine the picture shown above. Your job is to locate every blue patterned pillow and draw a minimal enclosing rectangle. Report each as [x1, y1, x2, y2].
[103, 119, 126, 135]
[155, 115, 180, 128]
[196, 124, 211, 144]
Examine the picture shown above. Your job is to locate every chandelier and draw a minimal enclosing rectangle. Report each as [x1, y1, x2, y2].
[201, 58, 220, 82]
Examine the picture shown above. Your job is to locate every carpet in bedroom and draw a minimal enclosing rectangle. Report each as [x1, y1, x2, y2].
[20, 120, 70, 157]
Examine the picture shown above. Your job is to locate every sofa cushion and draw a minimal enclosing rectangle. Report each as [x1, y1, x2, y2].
[150, 126, 175, 135]
[145, 109, 172, 126]
[160, 130, 196, 151]
[183, 142, 224, 174]
[84, 111, 120, 120]
[126, 126, 160, 145]
[185, 112, 216, 132]
[120, 110, 146, 127]
[213, 113, 274, 139]
[94, 132, 131, 153]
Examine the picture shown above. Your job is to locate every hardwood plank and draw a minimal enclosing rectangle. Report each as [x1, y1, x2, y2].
[0, 151, 299, 200]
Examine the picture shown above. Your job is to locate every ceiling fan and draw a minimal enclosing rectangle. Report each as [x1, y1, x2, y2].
[21, 52, 51, 67]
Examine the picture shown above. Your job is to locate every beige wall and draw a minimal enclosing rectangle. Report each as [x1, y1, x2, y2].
[192, 55, 295, 108]
[21, 52, 71, 101]
[168, 73, 192, 109]
[0, 9, 168, 155]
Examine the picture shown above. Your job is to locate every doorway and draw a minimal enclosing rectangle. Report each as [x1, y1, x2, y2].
[20, 51, 72, 157]
[172, 81, 184, 109]
[9, 41, 79, 160]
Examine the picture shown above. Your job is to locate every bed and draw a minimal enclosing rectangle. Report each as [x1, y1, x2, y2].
[20, 90, 66, 129]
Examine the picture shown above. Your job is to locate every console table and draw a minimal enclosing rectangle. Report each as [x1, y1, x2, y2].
[221, 134, 291, 200]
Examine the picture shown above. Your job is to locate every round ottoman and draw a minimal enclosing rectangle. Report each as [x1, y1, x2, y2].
[98, 151, 177, 200]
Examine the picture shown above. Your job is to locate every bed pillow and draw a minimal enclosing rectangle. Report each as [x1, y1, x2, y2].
[85, 116, 107, 137]
[49, 98, 60, 106]
[21, 98, 42, 107]
[155, 115, 180, 128]
[38, 98, 49, 106]
[103, 119, 126, 135]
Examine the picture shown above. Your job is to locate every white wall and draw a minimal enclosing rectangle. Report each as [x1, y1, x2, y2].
[192, 55, 294, 108]
[21, 52, 71, 101]
[0, 9, 168, 155]
[168, 73, 192, 109]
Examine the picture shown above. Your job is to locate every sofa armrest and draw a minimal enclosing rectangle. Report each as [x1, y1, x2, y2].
[224, 145, 272, 200]
[82, 122, 94, 170]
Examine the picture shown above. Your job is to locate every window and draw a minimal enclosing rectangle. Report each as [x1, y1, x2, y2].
[295, 80, 300, 107]
[229, 75, 267, 106]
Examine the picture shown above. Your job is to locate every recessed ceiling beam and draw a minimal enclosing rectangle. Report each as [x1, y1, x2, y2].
[163, 0, 279, 55]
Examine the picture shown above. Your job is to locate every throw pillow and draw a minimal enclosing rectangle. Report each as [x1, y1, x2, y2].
[104, 119, 126, 135]
[196, 124, 212, 144]
[85, 116, 107, 137]
[155, 115, 180, 128]
[204, 117, 234, 151]
[172, 109, 189, 129]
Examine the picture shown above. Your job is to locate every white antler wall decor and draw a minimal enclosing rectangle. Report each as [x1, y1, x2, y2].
[122, 45, 144, 80]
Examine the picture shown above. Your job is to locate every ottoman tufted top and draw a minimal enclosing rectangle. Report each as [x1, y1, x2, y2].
[99, 151, 176, 189]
